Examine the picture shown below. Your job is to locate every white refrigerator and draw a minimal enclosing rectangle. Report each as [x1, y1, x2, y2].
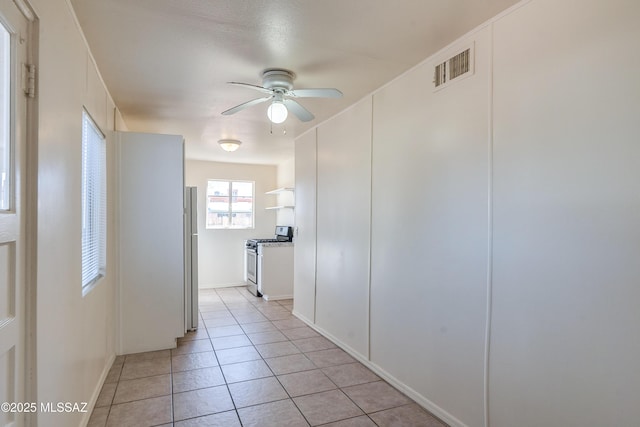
[184, 186, 199, 331]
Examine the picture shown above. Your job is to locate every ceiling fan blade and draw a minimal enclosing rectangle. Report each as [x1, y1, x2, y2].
[288, 88, 343, 98]
[221, 96, 272, 115]
[228, 82, 273, 95]
[284, 99, 315, 122]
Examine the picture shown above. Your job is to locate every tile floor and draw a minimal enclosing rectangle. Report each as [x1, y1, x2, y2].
[88, 286, 447, 427]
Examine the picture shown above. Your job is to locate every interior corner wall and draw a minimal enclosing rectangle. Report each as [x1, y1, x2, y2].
[31, 0, 120, 425]
[185, 159, 277, 288]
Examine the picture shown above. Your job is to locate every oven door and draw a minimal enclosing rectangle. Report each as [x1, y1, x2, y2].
[246, 247, 260, 296]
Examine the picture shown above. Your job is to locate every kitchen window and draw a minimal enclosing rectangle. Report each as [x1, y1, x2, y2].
[206, 180, 254, 229]
[81, 109, 106, 294]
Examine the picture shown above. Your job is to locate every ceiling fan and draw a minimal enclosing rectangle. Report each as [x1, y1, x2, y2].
[221, 68, 343, 123]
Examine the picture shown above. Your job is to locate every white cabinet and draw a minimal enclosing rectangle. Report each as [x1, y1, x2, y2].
[258, 244, 294, 300]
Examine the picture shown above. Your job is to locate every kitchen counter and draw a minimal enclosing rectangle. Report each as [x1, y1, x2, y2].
[259, 241, 294, 248]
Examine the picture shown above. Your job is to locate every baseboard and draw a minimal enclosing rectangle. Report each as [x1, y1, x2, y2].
[80, 353, 116, 427]
[262, 293, 293, 301]
[291, 313, 468, 427]
[199, 282, 247, 290]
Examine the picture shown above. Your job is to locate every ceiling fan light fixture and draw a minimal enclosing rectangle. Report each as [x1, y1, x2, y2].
[267, 101, 288, 124]
[218, 139, 242, 152]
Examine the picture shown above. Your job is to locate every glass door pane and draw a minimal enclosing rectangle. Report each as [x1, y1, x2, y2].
[0, 25, 10, 211]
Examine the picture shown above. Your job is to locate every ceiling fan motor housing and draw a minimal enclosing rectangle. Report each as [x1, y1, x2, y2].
[262, 69, 295, 91]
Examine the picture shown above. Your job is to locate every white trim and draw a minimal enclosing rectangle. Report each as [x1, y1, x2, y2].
[79, 353, 116, 427]
[292, 312, 468, 427]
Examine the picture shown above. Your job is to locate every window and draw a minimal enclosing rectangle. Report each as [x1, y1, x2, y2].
[81, 109, 106, 293]
[206, 180, 254, 229]
[0, 25, 9, 211]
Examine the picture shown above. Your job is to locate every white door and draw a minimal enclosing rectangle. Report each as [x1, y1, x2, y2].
[0, 1, 31, 426]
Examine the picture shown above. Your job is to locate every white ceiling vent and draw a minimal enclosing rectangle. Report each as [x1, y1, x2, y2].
[433, 43, 474, 91]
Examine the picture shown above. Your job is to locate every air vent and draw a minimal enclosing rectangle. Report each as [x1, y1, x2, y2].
[433, 44, 474, 90]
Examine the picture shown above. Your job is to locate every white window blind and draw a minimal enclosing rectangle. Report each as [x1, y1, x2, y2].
[81, 109, 106, 291]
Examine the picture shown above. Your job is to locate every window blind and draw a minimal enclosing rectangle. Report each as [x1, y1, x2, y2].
[81, 110, 106, 290]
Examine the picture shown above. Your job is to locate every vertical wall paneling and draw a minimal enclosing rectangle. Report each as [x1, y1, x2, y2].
[370, 30, 491, 427]
[490, 1, 640, 426]
[293, 130, 318, 324]
[315, 98, 372, 358]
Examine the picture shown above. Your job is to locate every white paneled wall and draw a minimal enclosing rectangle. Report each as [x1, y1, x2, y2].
[316, 98, 372, 357]
[489, 0, 640, 426]
[370, 30, 491, 427]
[293, 130, 317, 324]
[293, 1, 640, 426]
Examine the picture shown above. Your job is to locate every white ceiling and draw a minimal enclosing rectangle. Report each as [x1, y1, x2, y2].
[70, 0, 519, 165]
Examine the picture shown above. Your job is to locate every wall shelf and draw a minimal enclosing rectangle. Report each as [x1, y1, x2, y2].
[266, 187, 295, 210]
[265, 205, 295, 210]
[265, 187, 295, 195]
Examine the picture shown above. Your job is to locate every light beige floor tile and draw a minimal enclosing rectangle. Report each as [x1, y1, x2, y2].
[171, 339, 213, 356]
[178, 328, 209, 342]
[261, 311, 293, 321]
[342, 381, 411, 413]
[369, 403, 447, 427]
[172, 366, 225, 393]
[322, 363, 380, 388]
[172, 351, 219, 372]
[216, 345, 261, 365]
[247, 330, 288, 345]
[239, 321, 278, 334]
[264, 353, 317, 375]
[173, 385, 234, 421]
[211, 334, 252, 350]
[204, 317, 239, 328]
[292, 336, 337, 353]
[113, 355, 126, 366]
[95, 382, 117, 407]
[282, 327, 320, 341]
[272, 318, 307, 330]
[125, 350, 171, 362]
[174, 410, 242, 426]
[120, 357, 171, 381]
[87, 406, 109, 427]
[277, 369, 337, 397]
[234, 313, 269, 324]
[104, 363, 123, 384]
[228, 376, 288, 408]
[305, 348, 356, 368]
[113, 374, 171, 404]
[208, 324, 245, 338]
[105, 395, 172, 427]
[320, 416, 377, 426]
[201, 310, 234, 320]
[255, 341, 301, 358]
[237, 399, 309, 427]
[220, 359, 273, 383]
[294, 389, 364, 426]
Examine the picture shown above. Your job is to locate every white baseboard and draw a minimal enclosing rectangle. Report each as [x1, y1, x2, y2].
[80, 353, 116, 427]
[262, 293, 293, 301]
[291, 313, 468, 427]
[199, 282, 247, 290]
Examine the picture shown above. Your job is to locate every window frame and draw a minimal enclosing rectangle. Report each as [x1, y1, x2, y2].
[205, 179, 255, 230]
[81, 108, 107, 295]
